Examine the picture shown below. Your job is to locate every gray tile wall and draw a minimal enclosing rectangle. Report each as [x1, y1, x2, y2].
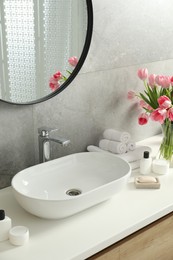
[1, 0, 172, 188]
[0, 102, 35, 188]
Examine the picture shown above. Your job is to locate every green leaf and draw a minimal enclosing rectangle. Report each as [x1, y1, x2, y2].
[66, 70, 72, 75]
[139, 93, 153, 108]
[146, 86, 158, 108]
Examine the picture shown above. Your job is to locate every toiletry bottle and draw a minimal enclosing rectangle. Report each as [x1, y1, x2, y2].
[0, 209, 12, 241]
[140, 151, 152, 175]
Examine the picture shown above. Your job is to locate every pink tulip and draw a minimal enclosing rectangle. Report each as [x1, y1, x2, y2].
[49, 76, 60, 91]
[139, 100, 148, 108]
[49, 76, 58, 85]
[138, 100, 153, 111]
[148, 74, 156, 87]
[162, 76, 171, 88]
[167, 107, 173, 121]
[155, 75, 164, 86]
[68, 56, 78, 67]
[127, 90, 136, 100]
[155, 75, 170, 88]
[49, 82, 60, 91]
[147, 104, 154, 111]
[155, 75, 163, 85]
[150, 108, 167, 124]
[138, 113, 149, 125]
[137, 68, 148, 81]
[158, 95, 172, 109]
[170, 76, 173, 86]
[53, 71, 62, 80]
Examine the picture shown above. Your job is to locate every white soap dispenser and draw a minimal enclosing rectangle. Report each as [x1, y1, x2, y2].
[0, 209, 12, 241]
[140, 151, 152, 175]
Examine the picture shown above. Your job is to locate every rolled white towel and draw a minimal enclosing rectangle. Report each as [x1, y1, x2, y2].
[103, 129, 131, 143]
[108, 140, 127, 154]
[99, 139, 126, 154]
[126, 141, 136, 152]
[99, 139, 109, 151]
[87, 145, 151, 163]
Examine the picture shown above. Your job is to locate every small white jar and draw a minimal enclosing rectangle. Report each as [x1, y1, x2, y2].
[140, 151, 152, 175]
[152, 159, 169, 175]
[9, 226, 29, 246]
[0, 209, 12, 241]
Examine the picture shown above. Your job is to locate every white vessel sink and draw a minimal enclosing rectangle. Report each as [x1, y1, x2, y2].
[11, 152, 131, 219]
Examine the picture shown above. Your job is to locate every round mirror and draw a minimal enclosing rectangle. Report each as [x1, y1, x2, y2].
[0, 0, 93, 105]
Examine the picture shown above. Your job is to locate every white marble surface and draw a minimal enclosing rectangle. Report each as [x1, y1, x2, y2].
[1, 135, 173, 260]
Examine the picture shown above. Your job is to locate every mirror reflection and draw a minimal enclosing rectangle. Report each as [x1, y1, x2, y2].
[0, 0, 88, 103]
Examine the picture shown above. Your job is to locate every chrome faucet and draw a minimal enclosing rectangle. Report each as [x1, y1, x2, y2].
[38, 127, 71, 163]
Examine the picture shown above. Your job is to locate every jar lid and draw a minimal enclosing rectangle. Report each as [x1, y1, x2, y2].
[9, 226, 29, 246]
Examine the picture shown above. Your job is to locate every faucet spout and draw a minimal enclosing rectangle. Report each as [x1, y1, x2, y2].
[49, 137, 71, 147]
[38, 127, 70, 163]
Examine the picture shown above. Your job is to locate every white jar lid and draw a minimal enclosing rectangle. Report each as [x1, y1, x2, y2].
[9, 226, 29, 246]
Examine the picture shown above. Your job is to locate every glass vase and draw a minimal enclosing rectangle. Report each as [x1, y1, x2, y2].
[159, 121, 173, 166]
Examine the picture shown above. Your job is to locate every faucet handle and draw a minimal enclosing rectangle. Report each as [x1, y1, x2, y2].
[38, 127, 59, 137]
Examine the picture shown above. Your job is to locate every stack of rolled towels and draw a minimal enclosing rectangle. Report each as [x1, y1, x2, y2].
[87, 129, 152, 170]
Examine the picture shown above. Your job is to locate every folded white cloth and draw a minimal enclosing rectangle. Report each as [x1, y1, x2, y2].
[99, 139, 126, 154]
[126, 141, 136, 152]
[87, 145, 104, 153]
[130, 160, 140, 170]
[87, 145, 152, 163]
[103, 129, 131, 143]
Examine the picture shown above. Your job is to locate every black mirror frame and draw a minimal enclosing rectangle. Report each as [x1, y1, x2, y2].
[1, 0, 93, 106]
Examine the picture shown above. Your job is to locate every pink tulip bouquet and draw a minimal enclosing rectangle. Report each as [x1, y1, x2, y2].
[49, 56, 78, 91]
[128, 68, 173, 162]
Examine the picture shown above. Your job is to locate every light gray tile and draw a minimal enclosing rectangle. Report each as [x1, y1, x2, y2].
[0, 102, 35, 188]
[82, 0, 173, 73]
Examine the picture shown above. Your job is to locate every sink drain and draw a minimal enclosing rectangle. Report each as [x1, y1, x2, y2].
[66, 189, 82, 196]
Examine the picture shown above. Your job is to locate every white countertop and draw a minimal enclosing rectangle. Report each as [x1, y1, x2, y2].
[1, 135, 173, 260]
